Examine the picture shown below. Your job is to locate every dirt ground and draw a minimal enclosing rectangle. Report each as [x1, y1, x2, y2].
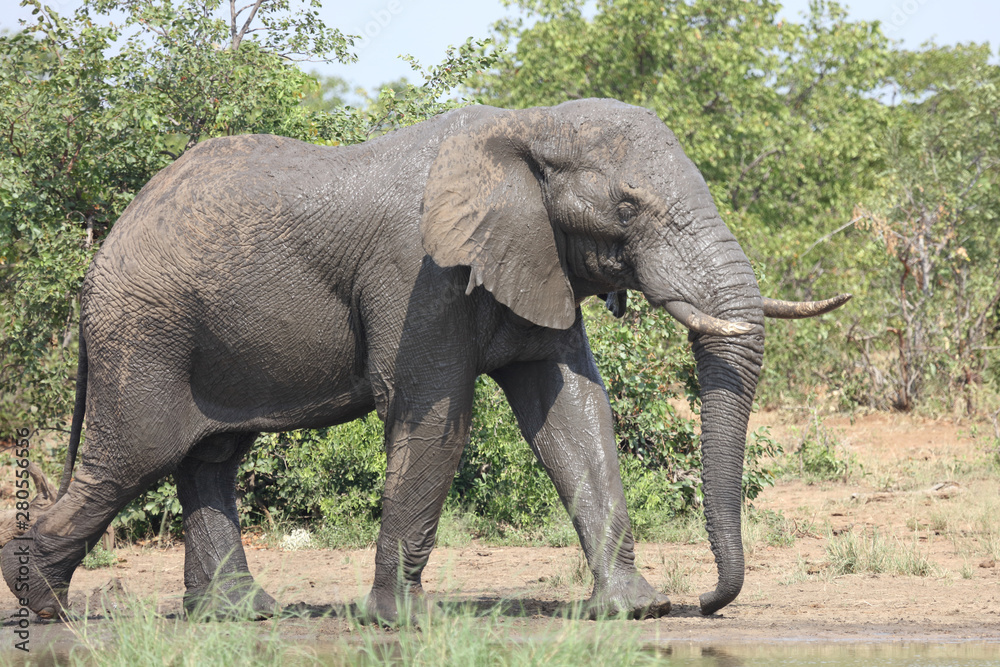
[2, 410, 1000, 655]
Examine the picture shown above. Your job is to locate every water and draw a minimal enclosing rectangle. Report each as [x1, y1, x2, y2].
[646, 642, 1000, 666]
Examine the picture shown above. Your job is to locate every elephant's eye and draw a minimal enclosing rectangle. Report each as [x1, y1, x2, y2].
[617, 202, 637, 226]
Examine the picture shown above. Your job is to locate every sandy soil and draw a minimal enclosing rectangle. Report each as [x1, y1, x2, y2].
[2, 411, 1000, 654]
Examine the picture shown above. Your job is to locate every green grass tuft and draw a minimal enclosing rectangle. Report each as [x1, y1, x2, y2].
[826, 528, 935, 577]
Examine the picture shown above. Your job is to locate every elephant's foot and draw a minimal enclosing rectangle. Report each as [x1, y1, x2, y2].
[183, 574, 278, 621]
[585, 573, 671, 620]
[358, 582, 426, 627]
[1, 538, 71, 620]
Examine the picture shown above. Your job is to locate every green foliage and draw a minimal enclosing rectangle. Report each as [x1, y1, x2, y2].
[838, 46, 1000, 412]
[478, 0, 891, 233]
[783, 413, 850, 481]
[307, 38, 499, 145]
[114, 478, 182, 542]
[450, 376, 561, 533]
[586, 300, 703, 511]
[742, 427, 782, 502]
[1, 9, 147, 431]
[82, 543, 117, 570]
[243, 414, 387, 529]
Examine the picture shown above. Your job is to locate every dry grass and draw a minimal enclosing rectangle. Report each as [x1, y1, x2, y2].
[825, 528, 935, 577]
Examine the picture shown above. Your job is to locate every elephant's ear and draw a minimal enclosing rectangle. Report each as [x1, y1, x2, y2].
[421, 111, 576, 330]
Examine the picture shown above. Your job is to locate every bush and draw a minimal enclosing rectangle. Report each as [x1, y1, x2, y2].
[586, 299, 704, 512]
[743, 427, 783, 502]
[82, 544, 117, 570]
[448, 376, 562, 532]
[241, 414, 387, 530]
[785, 413, 851, 481]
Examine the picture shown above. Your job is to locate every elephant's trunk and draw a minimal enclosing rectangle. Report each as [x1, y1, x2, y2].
[640, 214, 765, 614]
[635, 173, 767, 611]
[694, 329, 762, 614]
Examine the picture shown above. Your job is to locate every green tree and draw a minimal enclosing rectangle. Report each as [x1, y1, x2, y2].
[307, 39, 498, 146]
[844, 46, 1000, 412]
[1, 7, 162, 433]
[478, 0, 890, 234]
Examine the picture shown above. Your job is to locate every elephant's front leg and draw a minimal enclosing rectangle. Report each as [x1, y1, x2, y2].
[491, 328, 671, 619]
[365, 385, 474, 625]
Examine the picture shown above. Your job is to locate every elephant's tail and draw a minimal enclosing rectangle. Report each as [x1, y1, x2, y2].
[57, 327, 87, 499]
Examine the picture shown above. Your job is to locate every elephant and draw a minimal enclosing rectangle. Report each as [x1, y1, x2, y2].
[1, 98, 849, 623]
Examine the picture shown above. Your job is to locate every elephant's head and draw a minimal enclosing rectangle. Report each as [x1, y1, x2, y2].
[421, 99, 849, 614]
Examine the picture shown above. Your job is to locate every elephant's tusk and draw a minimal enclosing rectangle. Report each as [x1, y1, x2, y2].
[663, 301, 755, 336]
[762, 293, 852, 319]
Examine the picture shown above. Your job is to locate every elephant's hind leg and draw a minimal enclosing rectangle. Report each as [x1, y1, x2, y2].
[0, 433, 186, 618]
[176, 432, 276, 620]
[0, 476, 144, 618]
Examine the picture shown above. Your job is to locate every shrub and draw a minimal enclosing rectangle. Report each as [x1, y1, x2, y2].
[82, 544, 117, 570]
[241, 414, 387, 529]
[787, 414, 851, 481]
[448, 377, 561, 531]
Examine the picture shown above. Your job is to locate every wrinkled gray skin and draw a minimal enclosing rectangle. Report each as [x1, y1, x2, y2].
[2, 99, 833, 623]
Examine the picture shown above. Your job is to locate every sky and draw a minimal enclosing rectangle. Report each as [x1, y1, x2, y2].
[3, 0, 998, 90]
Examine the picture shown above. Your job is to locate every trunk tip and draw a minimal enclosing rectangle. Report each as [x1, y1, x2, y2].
[698, 582, 743, 615]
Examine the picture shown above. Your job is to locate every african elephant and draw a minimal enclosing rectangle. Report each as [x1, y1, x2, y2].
[1, 99, 848, 623]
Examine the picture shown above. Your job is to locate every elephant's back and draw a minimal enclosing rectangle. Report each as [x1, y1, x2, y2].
[89, 136, 347, 303]
[101, 134, 339, 253]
